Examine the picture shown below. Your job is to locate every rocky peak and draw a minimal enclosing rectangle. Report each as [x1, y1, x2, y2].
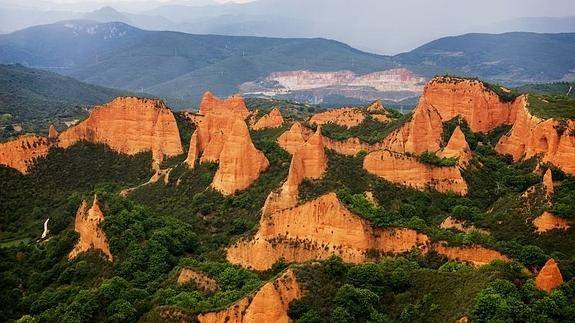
[277, 122, 312, 155]
[419, 76, 523, 133]
[438, 126, 472, 166]
[263, 126, 327, 215]
[535, 259, 564, 293]
[198, 92, 249, 119]
[210, 118, 269, 195]
[367, 100, 385, 113]
[69, 196, 113, 261]
[251, 107, 284, 130]
[58, 96, 183, 165]
[48, 124, 59, 140]
[383, 104, 443, 154]
[533, 211, 570, 233]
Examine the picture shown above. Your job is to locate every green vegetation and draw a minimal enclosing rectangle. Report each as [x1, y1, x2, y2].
[516, 81, 575, 98]
[526, 94, 575, 120]
[417, 151, 458, 167]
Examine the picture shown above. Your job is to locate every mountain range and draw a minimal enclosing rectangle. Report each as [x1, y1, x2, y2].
[1, 20, 575, 106]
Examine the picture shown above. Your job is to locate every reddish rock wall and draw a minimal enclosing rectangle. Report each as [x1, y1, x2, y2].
[533, 211, 571, 233]
[0, 135, 51, 173]
[197, 269, 302, 323]
[438, 126, 472, 166]
[535, 259, 564, 293]
[251, 108, 284, 130]
[58, 97, 183, 164]
[69, 197, 113, 261]
[309, 108, 365, 128]
[434, 244, 509, 267]
[363, 150, 468, 195]
[177, 268, 219, 292]
[277, 122, 312, 155]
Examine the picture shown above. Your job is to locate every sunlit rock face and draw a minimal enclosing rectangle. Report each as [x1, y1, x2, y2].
[177, 268, 219, 293]
[262, 127, 327, 215]
[251, 108, 284, 130]
[277, 122, 313, 155]
[535, 259, 564, 293]
[0, 135, 51, 173]
[228, 193, 430, 271]
[185, 93, 269, 195]
[438, 126, 472, 167]
[58, 97, 183, 165]
[309, 108, 366, 128]
[496, 103, 575, 175]
[532, 211, 571, 233]
[197, 269, 302, 323]
[363, 150, 468, 195]
[434, 244, 509, 267]
[418, 76, 523, 133]
[69, 197, 113, 261]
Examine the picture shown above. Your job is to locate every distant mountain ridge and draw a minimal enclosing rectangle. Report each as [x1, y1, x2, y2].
[1, 20, 575, 105]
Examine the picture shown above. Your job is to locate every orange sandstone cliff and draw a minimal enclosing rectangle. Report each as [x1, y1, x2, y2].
[0, 135, 51, 173]
[228, 193, 430, 270]
[58, 97, 183, 165]
[177, 268, 219, 292]
[535, 259, 564, 293]
[309, 107, 365, 128]
[533, 211, 571, 233]
[364, 150, 468, 195]
[496, 103, 575, 175]
[418, 76, 522, 133]
[197, 269, 302, 323]
[543, 169, 554, 197]
[434, 244, 509, 267]
[277, 122, 312, 155]
[185, 93, 269, 195]
[438, 126, 472, 166]
[263, 128, 327, 215]
[251, 108, 284, 130]
[69, 197, 113, 261]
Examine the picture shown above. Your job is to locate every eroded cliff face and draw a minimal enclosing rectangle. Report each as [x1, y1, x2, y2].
[438, 126, 472, 166]
[0, 135, 51, 173]
[533, 211, 571, 233]
[211, 119, 270, 195]
[197, 269, 302, 323]
[309, 108, 366, 128]
[251, 108, 284, 130]
[382, 104, 443, 155]
[177, 268, 219, 292]
[69, 197, 113, 261]
[229, 193, 430, 270]
[263, 128, 327, 215]
[535, 259, 564, 293]
[58, 97, 183, 165]
[418, 76, 522, 133]
[277, 122, 312, 155]
[48, 124, 58, 140]
[440, 217, 488, 235]
[185, 93, 269, 195]
[363, 150, 468, 195]
[434, 244, 509, 267]
[543, 169, 554, 197]
[496, 103, 575, 175]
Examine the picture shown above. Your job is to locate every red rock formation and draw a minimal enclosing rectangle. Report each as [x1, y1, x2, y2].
[184, 93, 269, 195]
[382, 104, 443, 154]
[309, 108, 365, 128]
[69, 197, 112, 261]
[418, 76, 522, 133]
[211, 119, 269, 195]
[324, 137, 377, 156]
[251, 108, 284, 130]
[263, 128, 327, 215]
[48, 124, 58, 140]
[367, 100, 385, 113]
[533, 211, 571, 233]
[496, 103, 575, 175]
[277, 122, 312, 155]
[197, 269, 302, 323]
[535, 259, 564, 293]
[364, 150, 468, 195]
[177, 268, 219, 292]
[434, 244, 509, 267]
[438, 126, 472, 166]
[228, 193, 430, 270]
[0, 135, 51, 173]
[58, 97, 183, 164]
[440, 217, 488, 235]
[371, 114, 391, 123]
[198, 92, 249, 119]
[543, 169, 554, 197]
